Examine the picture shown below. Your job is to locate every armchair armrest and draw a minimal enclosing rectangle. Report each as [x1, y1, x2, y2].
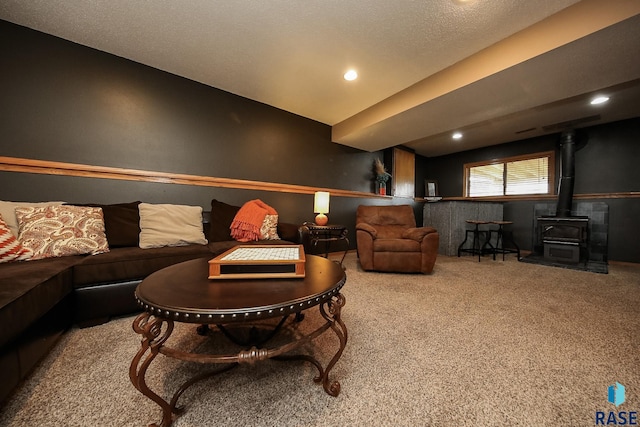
[402, 226, 437, 242]
[355, 223, 378, 238]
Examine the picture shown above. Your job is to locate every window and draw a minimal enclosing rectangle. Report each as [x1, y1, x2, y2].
[464, 151, 554, 198]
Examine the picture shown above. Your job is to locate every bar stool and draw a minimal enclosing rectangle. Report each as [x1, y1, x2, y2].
[490, 220, 520, 260]
[457, 220, 493, 261]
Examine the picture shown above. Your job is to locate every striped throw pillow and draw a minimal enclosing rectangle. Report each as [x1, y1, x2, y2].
[0, 213, 33, 263]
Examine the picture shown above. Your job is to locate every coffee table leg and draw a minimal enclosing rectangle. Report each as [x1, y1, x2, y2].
[271, 293, 348, 397]
[130, 294, 348, 424]
[318, 293, 348, 396]
[130, 313, 178, 427]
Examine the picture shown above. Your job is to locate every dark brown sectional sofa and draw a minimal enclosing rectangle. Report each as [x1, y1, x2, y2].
[0, 199, 301, 404]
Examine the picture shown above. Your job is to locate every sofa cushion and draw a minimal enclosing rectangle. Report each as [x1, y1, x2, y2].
[373, 238, 421, 252]
[15, 205, 110, 259]
[138, 203, 208, 249]
[0, 214, 33, 263]
[276, 222, 300, 243]
[0, 256, 81, 348]
[0, 201, 64, 237]
[71, 202, 141, 248]
[372, 224, 408, 239]
[209, 199, 240, 242]
[72, 244, 212, 288]
[356, 205, 417, 229]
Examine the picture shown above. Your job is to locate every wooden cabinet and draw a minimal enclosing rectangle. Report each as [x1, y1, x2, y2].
[386, 147, 415, 198]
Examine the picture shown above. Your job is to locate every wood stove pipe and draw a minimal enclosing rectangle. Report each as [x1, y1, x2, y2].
[556, 130, 577, 218]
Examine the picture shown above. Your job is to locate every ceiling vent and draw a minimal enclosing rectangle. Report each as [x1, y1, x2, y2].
[542, 115, 601, 132]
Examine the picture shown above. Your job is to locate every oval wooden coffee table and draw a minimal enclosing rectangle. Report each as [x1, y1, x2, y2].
[129, 254, 347, 427]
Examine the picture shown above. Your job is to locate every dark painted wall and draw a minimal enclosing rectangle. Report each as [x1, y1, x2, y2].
[420, 134, 558, 198]
[417, 118, 640, 262]
[0, 19, 413, 249]
[2, 19, 637, 262]
[0, 19, 379, 189]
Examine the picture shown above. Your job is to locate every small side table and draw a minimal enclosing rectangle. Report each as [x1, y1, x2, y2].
[304, 224, 349, 266]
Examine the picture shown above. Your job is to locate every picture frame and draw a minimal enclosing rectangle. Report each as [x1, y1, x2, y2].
[425, 180, 439, 197]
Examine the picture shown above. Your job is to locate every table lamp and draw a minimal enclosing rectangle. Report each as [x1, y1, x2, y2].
[313, 191, 330, 225]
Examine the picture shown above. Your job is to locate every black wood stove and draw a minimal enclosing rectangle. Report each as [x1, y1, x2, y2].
[537, 216, 589, 263]
[536, 130, 589, 264]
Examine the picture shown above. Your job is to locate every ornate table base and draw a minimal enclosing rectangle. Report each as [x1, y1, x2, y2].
[130, 293, 347, 427]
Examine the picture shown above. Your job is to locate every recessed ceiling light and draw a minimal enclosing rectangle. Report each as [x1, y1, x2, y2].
[590, 96, 609, 105]
[344, 70, 358, 81]
[452, 132, 463, 140]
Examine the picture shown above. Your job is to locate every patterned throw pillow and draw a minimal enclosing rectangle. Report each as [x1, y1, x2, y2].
[0, 213, 33, 263]
[15, 205, 109, 260]
[0, 200, 65, 237]
[260, 214, 280, 240]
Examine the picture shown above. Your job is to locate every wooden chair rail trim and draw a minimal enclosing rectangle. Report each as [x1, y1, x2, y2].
[0, 156, 385, 199]
[416, 193, 640, 202]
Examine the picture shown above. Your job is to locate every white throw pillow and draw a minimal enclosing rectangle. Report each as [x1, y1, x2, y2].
[138, 203, 208, 249]
[0, 200, 65, 237]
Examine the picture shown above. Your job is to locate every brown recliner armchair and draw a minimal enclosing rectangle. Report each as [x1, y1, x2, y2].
[356, 205, 439, 274]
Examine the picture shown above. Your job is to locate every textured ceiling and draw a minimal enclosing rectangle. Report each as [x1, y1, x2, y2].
[1, 0, 639, 157]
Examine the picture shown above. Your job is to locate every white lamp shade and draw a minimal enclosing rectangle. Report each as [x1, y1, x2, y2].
[314, 191, 330, 214]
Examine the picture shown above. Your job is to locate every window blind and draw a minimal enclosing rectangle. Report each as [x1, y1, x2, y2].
[466, 152, 552, 197]
[506, 157, 549, 195]
[469, 163, 503, 197]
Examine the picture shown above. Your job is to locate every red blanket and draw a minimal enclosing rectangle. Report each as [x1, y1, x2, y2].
[230, 199, 277, 242]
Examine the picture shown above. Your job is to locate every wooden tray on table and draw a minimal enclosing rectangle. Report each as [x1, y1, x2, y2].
[208, 245, 306, 279]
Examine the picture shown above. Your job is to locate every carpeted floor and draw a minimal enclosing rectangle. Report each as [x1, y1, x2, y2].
[1, 253, 639, 427]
